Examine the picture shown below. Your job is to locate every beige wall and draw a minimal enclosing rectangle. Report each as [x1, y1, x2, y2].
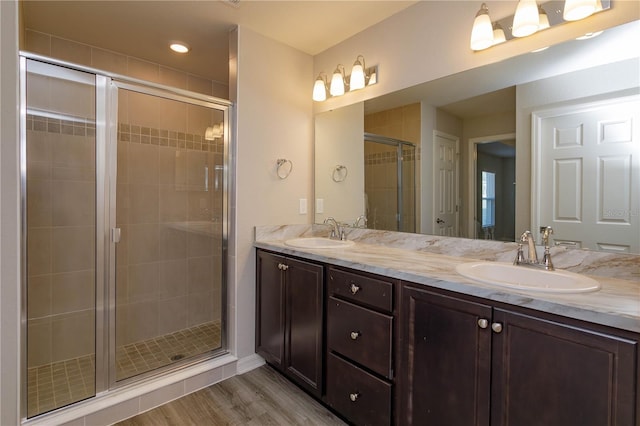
[313, 1, 639, 115]
[233, 26, 313, 360]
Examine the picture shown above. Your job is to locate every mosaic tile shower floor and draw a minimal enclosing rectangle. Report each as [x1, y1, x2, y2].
[27, 321, 221, 418]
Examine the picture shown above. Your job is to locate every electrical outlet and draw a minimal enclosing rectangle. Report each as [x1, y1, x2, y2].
[316, 198, 324, 214]
[299, 198, 307, 214]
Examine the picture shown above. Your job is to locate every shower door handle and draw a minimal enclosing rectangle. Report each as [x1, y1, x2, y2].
[111, 227, 121, 243]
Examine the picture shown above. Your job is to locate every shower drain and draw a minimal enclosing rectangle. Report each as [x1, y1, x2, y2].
[170, 354, 185, 361]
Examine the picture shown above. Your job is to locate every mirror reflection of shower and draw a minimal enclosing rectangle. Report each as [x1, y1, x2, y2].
[364, 133, 417, 232]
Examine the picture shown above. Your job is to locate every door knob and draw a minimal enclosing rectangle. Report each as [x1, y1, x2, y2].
[436, 218, 445, 224]
[491, 322, 503, 333]
[478, 318, 489, 329]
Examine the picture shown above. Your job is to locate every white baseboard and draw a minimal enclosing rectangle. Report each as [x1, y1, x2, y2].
[236, 353, 265, 374]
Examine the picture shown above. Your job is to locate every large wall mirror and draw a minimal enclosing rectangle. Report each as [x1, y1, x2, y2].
[315, 20, 640, 254]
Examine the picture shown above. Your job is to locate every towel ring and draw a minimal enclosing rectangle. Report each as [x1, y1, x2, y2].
[332, 165, 348, 182]
[276, 158, 293, 179]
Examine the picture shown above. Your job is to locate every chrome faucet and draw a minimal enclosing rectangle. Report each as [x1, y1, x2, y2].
[323, 217, 345, 240]
[353, 215, 368, 228]
[514, 227, 554, 270]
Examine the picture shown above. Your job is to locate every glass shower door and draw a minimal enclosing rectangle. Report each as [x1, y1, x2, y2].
[112, 85, 225, 382]
[364, 134, 416, 232]
[23, 59, 98, 417]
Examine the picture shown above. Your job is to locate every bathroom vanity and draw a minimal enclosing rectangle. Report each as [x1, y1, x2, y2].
[254, 226, 640, 426]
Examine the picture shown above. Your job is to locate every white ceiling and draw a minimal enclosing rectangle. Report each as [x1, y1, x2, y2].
[21, 0, 417, 83]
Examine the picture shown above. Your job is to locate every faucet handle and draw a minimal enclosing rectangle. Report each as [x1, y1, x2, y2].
[520, 230, 532, 242]
[513, 243, 526, 265]
[540, 226, 553, 248]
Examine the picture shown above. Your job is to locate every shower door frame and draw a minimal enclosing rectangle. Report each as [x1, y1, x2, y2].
[20, 53, 232, 419]
[364, 133, 417, 232]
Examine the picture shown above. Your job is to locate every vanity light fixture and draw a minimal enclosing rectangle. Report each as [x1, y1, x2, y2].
[169, 42, 190, 53]
[470, 3, 494, 51]
[313, 55, 378, 101]
[512, 0, 540, 38]
[470, 0, 611, 51]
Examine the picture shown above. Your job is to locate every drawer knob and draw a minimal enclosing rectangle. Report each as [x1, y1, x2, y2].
[491, 322, 503, 333]
[277, 263, 289, 271]
[350, 283, 360, 294]
[350, 331, 361, 340]
[478, 318, 489, 329]
[349, 392, 360, 402]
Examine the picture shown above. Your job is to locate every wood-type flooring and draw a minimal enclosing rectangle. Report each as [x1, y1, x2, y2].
[115, 365, 347, 425]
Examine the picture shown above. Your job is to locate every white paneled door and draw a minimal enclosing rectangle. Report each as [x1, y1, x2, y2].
[534, 96, 640, 253]
[433, 131, 459, 236]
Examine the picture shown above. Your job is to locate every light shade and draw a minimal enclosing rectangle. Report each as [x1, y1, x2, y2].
[330, 66, 345, 97]
[512, 0, 539, 38]
[492, 22, 506, 45]
[538, 5, 550, 30]
[470, 3, 494, 51]
[312, 74, 327, 102]
[563, 0, 597, 21]
[350, 56, 366, 91]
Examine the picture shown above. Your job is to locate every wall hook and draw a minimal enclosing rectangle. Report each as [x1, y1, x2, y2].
[276, 158, 293, 179]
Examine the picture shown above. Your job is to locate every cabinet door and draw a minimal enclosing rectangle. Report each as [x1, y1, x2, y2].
[400, 285, 492, 426]
[255, 251, 285, 368]
[491, 309, 638, 426]
[286, 257, 325, 397]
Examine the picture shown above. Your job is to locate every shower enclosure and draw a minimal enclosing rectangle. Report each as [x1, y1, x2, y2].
[21, 56, 229, 419]
[364, 133, 417, 232]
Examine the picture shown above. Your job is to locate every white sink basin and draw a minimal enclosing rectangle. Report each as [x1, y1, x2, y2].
[455, 262, 601, 293]
[285, 237, 355, 249]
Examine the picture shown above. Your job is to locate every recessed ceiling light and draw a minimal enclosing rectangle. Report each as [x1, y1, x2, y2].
[170, 42, 190, 53]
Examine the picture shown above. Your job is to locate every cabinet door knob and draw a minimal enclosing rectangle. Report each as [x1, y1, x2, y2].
[491, 322, 503, 333]
[478, 318, 489, 329]
[350, 283, 360, 294]
[349, 392, 360, 402]
[350, 331, 361, 340]
[278, 263, 289, 271]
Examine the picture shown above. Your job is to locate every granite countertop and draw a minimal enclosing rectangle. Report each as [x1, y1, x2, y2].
[254, 226, 640, 334]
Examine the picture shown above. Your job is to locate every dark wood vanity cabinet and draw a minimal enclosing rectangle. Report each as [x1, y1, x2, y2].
[255, 250, 324, 397]
[400, 283, 639, 426]
[325, 266, 398, 426]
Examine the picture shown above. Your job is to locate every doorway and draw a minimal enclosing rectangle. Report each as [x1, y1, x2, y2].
[468, 134, 516, 241]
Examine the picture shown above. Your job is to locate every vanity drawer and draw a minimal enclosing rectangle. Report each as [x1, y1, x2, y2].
[327, 296, 393, 378]
[326, 352, 392, 426]
[328, 266, 394, 313]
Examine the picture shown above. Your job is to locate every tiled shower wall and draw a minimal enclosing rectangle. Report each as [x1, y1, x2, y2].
[364, 103, 421, 232]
